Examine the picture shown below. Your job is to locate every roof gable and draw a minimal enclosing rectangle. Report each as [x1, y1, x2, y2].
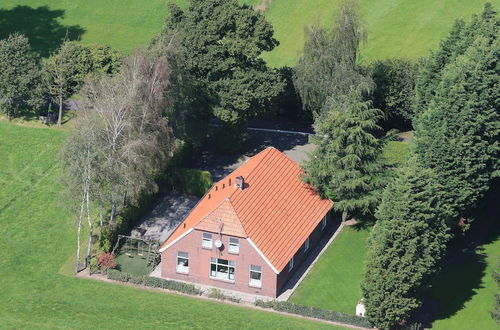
[194, 199, 247, 237]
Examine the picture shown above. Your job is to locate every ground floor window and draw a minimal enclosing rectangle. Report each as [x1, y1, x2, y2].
[210, 257, 235, 281]
[321, 215, 327, 230]
[176, 251, 189, 273]
[249, 265, 262, 287]
[288, 256, 294, 272]
[304, 236, 310, 252]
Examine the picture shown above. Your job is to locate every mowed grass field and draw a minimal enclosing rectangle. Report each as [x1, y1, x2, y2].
[290, 226, 371, 314]
[1, 0, 498, 65]
[0, 122, 341, 329]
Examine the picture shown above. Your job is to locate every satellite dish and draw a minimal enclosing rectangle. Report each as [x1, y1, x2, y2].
[215, 239, 223, 249]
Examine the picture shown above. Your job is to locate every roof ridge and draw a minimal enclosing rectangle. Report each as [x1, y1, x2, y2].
[239, 147, 274, 183]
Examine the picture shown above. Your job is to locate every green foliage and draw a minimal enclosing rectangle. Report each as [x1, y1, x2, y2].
[175, 168, 213, 197]
[269, 66, 309, 122]
[302, 85, 386, 218]
[370, 58, 419, 130]
[294, 0, 371, 117]
[0, 33, 43, 118]
[255, 300, 373, 328]
[86, 43, 123, 74]
[206, 288, 241, 303]
[43, 41, 93, 98]
[414, 3, 498, 115]
[107, 269, 201, 295]
[382, 141, 410, 168]
[163, 0, 284, 148]
[362, 165, 450, 329]
[412, 34, 500, 220]
[209, 121, 247, 154]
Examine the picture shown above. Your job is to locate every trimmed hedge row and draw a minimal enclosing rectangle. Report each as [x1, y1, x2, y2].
[107, 269, 201, 295]
[255, 300, 373, 328]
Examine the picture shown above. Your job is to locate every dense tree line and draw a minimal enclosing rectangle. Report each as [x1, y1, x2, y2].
[0, 34, 122, 124]
[61, 49, 174, 271]
[362, 4, 499, 329]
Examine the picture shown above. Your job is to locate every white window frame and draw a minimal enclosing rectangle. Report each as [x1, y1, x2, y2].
[210, 257, 236, 281]
[202, 232, 212, 249]
[228, 237, 239, 254]
[249, 265, 262, 288]
[304, 236, 310, 252]
[176, 251, 189, 274]
[321, 215, 327, 230]
[288, 256, 294, 272]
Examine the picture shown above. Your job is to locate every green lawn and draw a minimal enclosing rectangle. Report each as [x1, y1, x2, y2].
[1, 0, 497, 65]
[115, 253, 153, 277]
[0, 122, 340, 329]
[430, 238, 499, 330]
[290, 226, 371, 314]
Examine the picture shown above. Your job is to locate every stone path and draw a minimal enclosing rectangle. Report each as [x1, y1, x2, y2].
[130, 192, 199, 243]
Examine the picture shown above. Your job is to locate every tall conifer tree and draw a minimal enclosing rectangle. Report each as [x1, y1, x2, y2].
[302, 84, 385, 221]
[362, 165, 450, 329]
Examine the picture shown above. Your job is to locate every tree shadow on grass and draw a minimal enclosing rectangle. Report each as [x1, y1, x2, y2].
[412, 180, 500, 327]
[0, 5, 85, 57]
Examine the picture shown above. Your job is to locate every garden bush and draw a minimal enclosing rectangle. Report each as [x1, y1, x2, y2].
[254, 300, 373, 328]
[206, 288, 241, 303]
[107, 269, 201, 295]
[175, 168, 212, 197]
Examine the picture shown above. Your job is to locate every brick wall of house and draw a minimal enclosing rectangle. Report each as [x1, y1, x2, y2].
[161, 229, 278, 297]
[276, 210, 337, 295]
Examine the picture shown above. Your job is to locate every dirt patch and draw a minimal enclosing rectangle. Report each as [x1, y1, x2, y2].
[255, 0, 273, 13]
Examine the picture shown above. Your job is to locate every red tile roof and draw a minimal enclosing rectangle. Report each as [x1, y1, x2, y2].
[160, 147, 333, 272]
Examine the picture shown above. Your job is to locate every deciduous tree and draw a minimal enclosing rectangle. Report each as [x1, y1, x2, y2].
[162, 0, 284, 152]
[43, 41, 93, 126]
[294, 0, 370, 118]
[0, 33, 43, 118]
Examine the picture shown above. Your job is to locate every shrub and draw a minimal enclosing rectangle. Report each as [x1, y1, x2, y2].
[369, 58, 419, 130]
[89, 257, 99, 274]
[254, 300, 373, 328]
[206, 288, 241, 303]
[98, 252, 116, 271]
[107, 270, 201, 295]
[175, 168, 213, 197]
[107, 269, 131, 282]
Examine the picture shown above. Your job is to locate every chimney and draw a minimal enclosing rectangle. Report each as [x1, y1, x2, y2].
[235, 176, 244, 190]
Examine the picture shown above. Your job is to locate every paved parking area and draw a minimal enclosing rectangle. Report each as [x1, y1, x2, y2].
[130, 192, 199, 243]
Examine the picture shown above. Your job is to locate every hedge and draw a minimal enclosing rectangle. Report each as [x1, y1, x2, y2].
[107, 269, 201, 295]
[175, 168, 212, 197]
[255, 300, 373, 328]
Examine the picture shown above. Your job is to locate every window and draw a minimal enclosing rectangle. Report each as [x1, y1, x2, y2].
[228, 237, 239, 254]
[288, 257, 294, 272]
[249, 265, 262, 287]
[176, 251, 189, 273]
[321, 216, 327, 230]
[304, 236, 310, 252]
[210, 258, 236, 281]
[202, 232, 212, 249]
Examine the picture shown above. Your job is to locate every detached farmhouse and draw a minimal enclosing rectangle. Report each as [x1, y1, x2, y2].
[159, 147, 334, 297]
